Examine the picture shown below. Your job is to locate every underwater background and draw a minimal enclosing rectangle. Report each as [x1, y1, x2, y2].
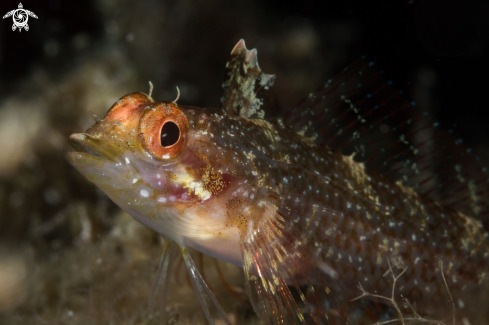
[0, 0, 489, 324]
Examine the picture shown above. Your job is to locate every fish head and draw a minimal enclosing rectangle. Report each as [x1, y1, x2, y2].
[66, 92, 249, 265]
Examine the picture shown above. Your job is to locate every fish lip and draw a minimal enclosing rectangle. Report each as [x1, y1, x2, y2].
[68, 133, 109, 161]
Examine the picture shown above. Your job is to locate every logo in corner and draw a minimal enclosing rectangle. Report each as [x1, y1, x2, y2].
[3, 3, 38, 32]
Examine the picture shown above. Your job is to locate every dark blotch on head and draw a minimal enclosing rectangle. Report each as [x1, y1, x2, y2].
[160, 121, 180, 147]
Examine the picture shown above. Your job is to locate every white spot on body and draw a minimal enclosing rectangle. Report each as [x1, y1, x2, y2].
[157, 196, 167, 203]
[318, 262, 338, 280]
[140, 189, 149, 197]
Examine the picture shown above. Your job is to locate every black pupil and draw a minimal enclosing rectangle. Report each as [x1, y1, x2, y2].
[160, 122, 180, 147]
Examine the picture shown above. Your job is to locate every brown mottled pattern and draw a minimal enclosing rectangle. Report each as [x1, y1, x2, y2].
[188, 106, 489, 323]
[68, 41, 489, 325]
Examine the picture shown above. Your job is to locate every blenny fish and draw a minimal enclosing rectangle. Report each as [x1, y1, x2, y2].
[66, 40, 489, 324]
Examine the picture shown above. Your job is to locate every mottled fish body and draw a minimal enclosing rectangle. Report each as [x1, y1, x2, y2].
[67, 40, 489, 324]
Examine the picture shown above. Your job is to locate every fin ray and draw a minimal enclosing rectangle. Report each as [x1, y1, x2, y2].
[180, 245, 231, 325]
[241, 198, 359, 324]
[148, 238, 178, 315]
[283, 59, 489, 220]
[220, 39, 276, 119]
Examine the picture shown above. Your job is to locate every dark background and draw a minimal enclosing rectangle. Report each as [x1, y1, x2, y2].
[0, 0, 488, 323]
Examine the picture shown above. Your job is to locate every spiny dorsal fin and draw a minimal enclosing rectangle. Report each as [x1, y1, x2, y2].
[220, 39, 276, 119]
[283, 59, 489, 220]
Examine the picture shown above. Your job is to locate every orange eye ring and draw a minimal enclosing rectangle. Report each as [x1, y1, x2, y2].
[138, 102, 189, 161]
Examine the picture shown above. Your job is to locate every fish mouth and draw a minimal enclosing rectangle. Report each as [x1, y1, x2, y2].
[65, 133, 116, 172]
[67, 133, 123, 161]
[68, 133, 104, 158]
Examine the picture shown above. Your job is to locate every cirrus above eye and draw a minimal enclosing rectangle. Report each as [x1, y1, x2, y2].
[160, 121, 180, 147]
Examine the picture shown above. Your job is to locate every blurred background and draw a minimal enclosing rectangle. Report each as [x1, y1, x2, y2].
[0, 0, 488, 324]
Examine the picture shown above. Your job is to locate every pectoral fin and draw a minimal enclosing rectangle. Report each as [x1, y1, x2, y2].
[239, 199, 353, 325]
[148, 238, 178, 315]
[180, 245, 231, 325]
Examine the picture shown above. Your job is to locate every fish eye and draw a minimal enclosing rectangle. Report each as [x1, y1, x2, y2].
[160, 121, 180, 147]
[137, 102, 189, 161]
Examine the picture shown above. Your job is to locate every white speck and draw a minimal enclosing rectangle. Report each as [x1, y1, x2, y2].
[360, 236, 366, 241]
[169, 196, 176, 202]
[250, 193, 254, 200]
[158, 181, 161, 186]
[67, 311, 73, 317]
[318, 262, 338, 280]
[182, 193, 188, 200]
[133, 178, 138, 184]
[162, 153, 170, 159]
[157, 196, 167, 203]
[412, 234, 416, 241]
[157, 174, 161, 179]
[140, 189, 149, 197]
[458, 299, 465, 309]
[125, 157, 130, 164]
[414, 257, 420, 264]
[425, 286, 430, 293]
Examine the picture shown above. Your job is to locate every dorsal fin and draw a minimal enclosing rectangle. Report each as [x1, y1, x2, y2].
[283, 59, 489, 220]
[220, 39, 276, 119]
